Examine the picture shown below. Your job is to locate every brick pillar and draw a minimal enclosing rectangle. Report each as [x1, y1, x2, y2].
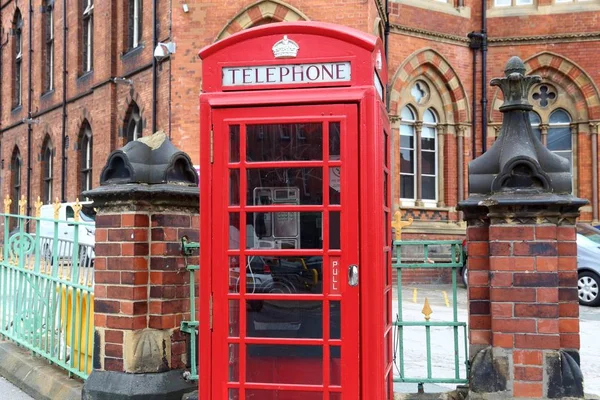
[82, 133, 199, 399]
[459, 57, 586, 399]
[462, 203, 585, 399]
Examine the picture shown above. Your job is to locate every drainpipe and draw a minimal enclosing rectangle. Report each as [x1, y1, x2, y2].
[467, 32, 479, 158]
[0, 26, 6, 202]
[152, 0, 157, 133]
[385, 0, 390, 112]
[61, 0, 67, 202]
[481, 0, 488, 154]
[27, 0, 33, 217]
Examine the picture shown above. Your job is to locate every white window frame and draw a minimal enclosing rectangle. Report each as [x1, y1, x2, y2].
[43, 142, 53, 204]
[46, 3, 54, 91]
[14, 12, 23, 107]
[421, 111, 438, 205]
[399, 109, 417, 205]
[81, 127, 93, 193]
[133, 0, 140, 48]
[495, 0, 533, 6]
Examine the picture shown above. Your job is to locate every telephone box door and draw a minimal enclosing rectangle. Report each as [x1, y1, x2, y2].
[211, 104, 360, 399]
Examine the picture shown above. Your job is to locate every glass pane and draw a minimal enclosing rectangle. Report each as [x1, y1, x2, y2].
[247, 212, 322, 249]
[329, 122, 341, 158]
[247, 169, 322, 206]
[547, 127, 571, 151]
[515, 0, 532, 4]
[399, 133, 414, 149]
[384, 132, 389, 167]
[384, 173, 388, 207]
[229, 214, 240, 249]
[400, 124, 414, 138]
[422, 151, 436, 175]
[247, 123, 322, 162]
[529, 112, 541, 125]
[244, 256, 323, 294]
[422, 135, 435, 151]
[228, 389, 239, 400]
[230, 170, 240, 205]
[330, 345, 341, 386]
[495, 0, 511, 6]
[247, 300, 323, 338]
[229, 300, 239, 337]
[400, 149, 414, 173]
[245, 390, 322, 400]
[330, 301, 341, 339]
[329, 167, 341, 205]
[422, 176, 436, 201]
[329, 211, 340, 250]
[401, 106, 415, 121]
[549, 109, 571, 124]
[423, 108, 436, 123]
[331, 393, 342, 400]
[229, 343, 239, 381]
[229, 256, 241, 293]
[400, 175, 414, 199]
[230, 125, 240, 162]
[246, 345, 323, 384]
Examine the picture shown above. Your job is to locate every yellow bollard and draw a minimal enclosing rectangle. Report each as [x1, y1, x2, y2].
[413, 288, 418, 303]
[59, 286, 94, 374]
[443, 291, 450, 307]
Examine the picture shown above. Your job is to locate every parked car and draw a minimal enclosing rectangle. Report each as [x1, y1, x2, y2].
[461, 223, 600, 307]
[38, 201, 96, 267]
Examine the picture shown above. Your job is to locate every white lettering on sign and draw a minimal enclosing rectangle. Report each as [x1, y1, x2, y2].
[331, 258, 340, 294]
[222, 62, 351, 87]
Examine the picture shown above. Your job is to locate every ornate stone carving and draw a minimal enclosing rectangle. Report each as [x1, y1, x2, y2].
[468, 57, 571, 195]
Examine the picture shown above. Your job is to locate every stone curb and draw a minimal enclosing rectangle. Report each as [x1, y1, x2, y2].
[0, 340, 82, 400]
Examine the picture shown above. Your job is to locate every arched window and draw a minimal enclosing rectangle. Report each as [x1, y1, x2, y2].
[400, 106, 416, 200]
[41, 137, 53, 204]
[13, 9, 23, 108]
[82, 0, 94, 73]
[421, 109, 438, 201]
[79, 122, 93, 194]
[399, 105, 438, 204]
[43, 1, 54, 92]
[128, 0, 142, 50]
[10, 147, 22, 216]
[125, 102, 142, 143]
[548, 109, 572, 170]
[529, 109, 572, 172]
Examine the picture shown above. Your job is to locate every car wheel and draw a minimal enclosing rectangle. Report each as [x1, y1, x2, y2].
[460, 267, 468, 287]
[578, 271, 600, 307]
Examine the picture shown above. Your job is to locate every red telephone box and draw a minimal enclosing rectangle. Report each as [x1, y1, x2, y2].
[198, 22, 392, 400]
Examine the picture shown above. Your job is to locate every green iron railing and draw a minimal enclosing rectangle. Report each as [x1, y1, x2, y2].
[181, 236, 199, 381]
[392, 240, 469, 386]
[0, 197, 95, 380]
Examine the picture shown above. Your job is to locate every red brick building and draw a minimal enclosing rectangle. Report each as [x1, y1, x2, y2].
[1, 0, 598, 237]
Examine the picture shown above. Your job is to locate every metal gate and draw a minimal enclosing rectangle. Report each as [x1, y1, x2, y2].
[392, 240, 469, 388]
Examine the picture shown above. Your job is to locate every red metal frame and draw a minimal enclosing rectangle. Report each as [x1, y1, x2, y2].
[199, 22, 390, 400]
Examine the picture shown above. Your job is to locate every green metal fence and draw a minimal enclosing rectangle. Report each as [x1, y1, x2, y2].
[392, 240, 469, 386]
[181, 236, 199, 381]
[0, 197, 95, 380]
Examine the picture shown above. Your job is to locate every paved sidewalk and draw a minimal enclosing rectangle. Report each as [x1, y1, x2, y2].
[0, 376, 33, 400]
[392, 284, 600, 395]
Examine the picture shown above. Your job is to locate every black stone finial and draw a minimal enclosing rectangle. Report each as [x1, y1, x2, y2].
[99, 131, 198, 186]
[467, 56, 571, 195]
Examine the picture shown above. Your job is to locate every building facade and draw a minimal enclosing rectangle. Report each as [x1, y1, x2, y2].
[1, 0, 599, 238]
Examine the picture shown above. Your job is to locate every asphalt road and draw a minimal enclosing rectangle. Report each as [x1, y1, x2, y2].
[0, 376, 33, 400]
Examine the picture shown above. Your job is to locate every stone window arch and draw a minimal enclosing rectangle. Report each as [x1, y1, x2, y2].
[398, 76, 446, 207]
[528, 80, 577, 189]
[41, 135, 54, 204]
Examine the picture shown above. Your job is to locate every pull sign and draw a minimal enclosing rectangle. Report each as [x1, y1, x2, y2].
[348, 264, 359, 287]
[331, 257, 341, 294]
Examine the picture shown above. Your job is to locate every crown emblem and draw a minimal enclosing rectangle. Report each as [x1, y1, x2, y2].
[272, 35, 299, 59]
